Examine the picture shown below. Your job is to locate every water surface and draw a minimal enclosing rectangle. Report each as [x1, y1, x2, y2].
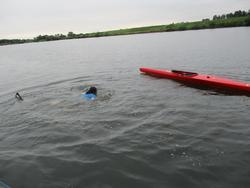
[0, 27, 250, 188]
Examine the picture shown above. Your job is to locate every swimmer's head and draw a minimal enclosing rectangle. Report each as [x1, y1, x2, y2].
[86, 87, 97, 95]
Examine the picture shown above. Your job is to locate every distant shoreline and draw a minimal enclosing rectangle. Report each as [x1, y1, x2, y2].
[1, 14, 249, 46]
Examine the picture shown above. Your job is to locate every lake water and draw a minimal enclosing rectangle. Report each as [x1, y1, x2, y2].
[0, 27, 250, 188]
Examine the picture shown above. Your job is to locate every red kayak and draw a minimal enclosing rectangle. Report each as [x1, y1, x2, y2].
[140, 67, 250, 94]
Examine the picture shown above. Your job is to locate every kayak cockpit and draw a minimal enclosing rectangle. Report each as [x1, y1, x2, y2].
[172, 70, 198, 77]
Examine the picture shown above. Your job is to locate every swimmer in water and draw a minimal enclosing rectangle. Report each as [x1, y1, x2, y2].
[81, 86, 97, 100]
[15, 92, 23, 101]
[86, 87, 97, 95]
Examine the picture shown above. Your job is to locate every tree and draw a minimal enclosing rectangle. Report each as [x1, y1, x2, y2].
[67, 32, 76, 38]
[234, 10, 243, 17]
[221, 14, 226, 19]
[226, 13, 233, 18]
[202, 18, 210, 22]
[213, 15, 218, 20]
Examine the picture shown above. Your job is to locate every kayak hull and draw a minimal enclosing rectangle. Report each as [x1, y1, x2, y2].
[140, 67, 250, 94]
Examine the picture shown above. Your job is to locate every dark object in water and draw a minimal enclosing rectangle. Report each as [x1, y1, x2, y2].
[86, 87, 97, 95]
[81, 86, 97, 100]
[15, 92, 23, 101]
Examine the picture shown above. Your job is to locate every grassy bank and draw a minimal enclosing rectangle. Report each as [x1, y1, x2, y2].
[80, 16, 250, 38]
[1, 15, 250, 46]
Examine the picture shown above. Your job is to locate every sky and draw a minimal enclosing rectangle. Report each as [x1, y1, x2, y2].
[1, 0, 250, 39]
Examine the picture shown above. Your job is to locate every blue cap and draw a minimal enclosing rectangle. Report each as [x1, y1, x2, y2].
[81, 93, 96, 100]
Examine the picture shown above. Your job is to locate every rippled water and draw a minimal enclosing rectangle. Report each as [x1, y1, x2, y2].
[0, 27, 250, 188]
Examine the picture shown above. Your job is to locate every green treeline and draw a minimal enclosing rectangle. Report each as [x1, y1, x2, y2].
[212, 10, 250, 20]
[1, 9, 250, 46]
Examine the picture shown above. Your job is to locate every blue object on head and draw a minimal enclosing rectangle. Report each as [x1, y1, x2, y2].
[81, 93, 96, 100]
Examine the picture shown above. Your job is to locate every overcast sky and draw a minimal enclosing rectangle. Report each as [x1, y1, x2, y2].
[1, 0, 250, 39]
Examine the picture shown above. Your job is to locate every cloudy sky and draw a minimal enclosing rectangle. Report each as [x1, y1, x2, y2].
[1, 0, 250, 39]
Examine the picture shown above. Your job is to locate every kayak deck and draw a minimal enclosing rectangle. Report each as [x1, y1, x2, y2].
[140, 67, 250, 95]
